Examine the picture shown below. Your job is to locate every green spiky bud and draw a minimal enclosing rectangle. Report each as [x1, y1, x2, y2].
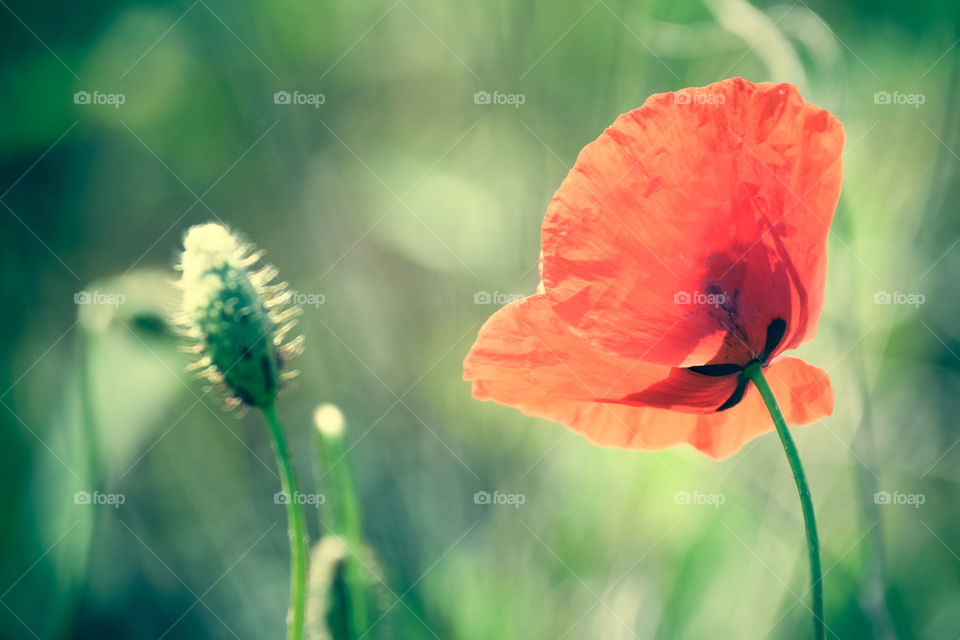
[176, 223, 302, 410]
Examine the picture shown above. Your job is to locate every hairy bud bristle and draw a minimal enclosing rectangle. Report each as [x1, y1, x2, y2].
[176, 222, 302, 410]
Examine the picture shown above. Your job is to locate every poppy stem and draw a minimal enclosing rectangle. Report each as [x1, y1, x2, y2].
[743, 362, 824, 640]
[263, 403, 309, 640]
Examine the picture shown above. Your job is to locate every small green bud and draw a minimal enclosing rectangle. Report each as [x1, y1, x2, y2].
[306, 536, 351, 640]
[313, 403, 345, 438]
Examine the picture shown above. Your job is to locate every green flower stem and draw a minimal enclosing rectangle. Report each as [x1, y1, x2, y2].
[744, 362, 824, 640]
[263, 403, 309, 640]
[316, 426, 368, 636]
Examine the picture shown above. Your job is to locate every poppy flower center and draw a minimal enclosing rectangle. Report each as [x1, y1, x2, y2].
[687, 318, 787, 411]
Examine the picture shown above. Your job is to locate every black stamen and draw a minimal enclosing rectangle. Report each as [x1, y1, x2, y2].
[688, 363, 744, 377]
[717, 374, 750, 411]
[675, 318, 791, 412]
[760, 317, 787, 362]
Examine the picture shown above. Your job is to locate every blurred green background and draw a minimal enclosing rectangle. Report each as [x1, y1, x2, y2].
[1, 0, 959, 638]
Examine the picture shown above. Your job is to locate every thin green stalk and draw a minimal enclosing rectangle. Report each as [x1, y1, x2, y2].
[744, 362, 824, 640]
[263, 403, 309, 640]
[315, 423, 368, 637]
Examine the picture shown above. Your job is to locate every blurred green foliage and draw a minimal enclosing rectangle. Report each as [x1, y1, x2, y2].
[1, 0, 959, 638]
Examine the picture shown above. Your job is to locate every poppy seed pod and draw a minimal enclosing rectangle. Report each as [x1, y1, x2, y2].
[176, 223, 303, 410]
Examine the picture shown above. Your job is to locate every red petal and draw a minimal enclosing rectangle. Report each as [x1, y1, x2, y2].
[464, 295, 739, 414]
[481, 356, 832, 460]
[540, 78, 844, 368]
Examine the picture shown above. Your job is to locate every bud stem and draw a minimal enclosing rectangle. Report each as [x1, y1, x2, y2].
[263, 403, 309, 640]
[744, 362, 824, 640]
[315, 424, 369, 636]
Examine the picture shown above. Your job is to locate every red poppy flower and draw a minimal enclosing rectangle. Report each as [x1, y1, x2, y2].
[464, 77, 844, 459]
